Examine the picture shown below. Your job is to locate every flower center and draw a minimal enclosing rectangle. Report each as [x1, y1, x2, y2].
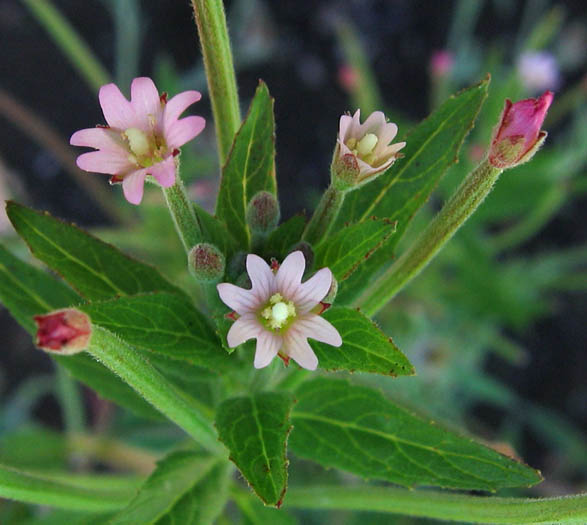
[346, 133, 378, 165]
[123, 127, 168, 169]
[261, 293, 296, 330]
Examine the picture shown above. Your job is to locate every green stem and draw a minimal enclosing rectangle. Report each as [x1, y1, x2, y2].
[284, 486, 587, 524]
[358, 159, 502, 316]
[68, 433, 157, 475]
[88, 327, 223, 455]
[163, 178, 202, 253]
[22, 0, 110, 92]
[191, 0, 241, 165]
[55, 364, 85, 437]
[0, 462, 135, 511]
[302, 185, 346, 246]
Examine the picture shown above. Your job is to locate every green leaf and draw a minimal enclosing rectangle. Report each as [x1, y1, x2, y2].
[6, 201, 185, 301]
[89, 327, 222, 454]
[156, 461, 231, 525]
[233, 490, 298, 525]
[216, 81, 277, 248]
[56, 354, 162, 421]
[314, 218, 397, 282]
[0, 244, 79, 333]
[108, 451, 219, 525]
[194, 202, 239, 260]
[335, 77, 490, 303]
[289, 378, 542, 490]
[216, 392, 293, 506]
[313, 307, 413, 376]
[0, 243, 161, 420]
[0, 463, 134, 511]
[263, 214, 306, 259]
[79, 293, 231, 371]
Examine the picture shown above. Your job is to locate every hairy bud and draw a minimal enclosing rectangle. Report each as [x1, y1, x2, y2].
[246, 191, 280, 234]
[34, 309, 92, 355]
[188, 243, 226, 283]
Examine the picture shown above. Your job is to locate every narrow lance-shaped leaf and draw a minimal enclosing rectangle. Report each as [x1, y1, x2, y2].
[0, 243, 161, 420]
[216, 392, 293, 507]
[313, 307, 413, 376]
[108, 451, 220, 525]
[216, 81, 277, 249]
[313, 218, 397, 282]
[6, 201, 185, 301]
[335, 77, 490, 303]
[79, 292, 232, 371]
[289, 378, 542, 491]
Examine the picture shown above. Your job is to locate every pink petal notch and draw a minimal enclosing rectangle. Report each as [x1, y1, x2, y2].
[216, 250, 342, 371]
[70, 78, 205, 205]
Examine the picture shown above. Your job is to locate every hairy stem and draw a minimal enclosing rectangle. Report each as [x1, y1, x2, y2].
[302, 185, 346, 246]
[358, 158, 502, 316]
[163, 177, 203, 253]
[191, 0, 241, 165]
[284, 486, 587, 524]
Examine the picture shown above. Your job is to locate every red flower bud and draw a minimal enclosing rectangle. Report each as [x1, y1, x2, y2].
[488, 91, 554, 169]
[33, 309, 92, 355]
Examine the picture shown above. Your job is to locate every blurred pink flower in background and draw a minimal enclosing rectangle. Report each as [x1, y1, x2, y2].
[517, 52, 561, 93]
[429, 50, 455, 78]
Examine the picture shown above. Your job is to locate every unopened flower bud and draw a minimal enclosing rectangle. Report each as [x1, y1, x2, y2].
[33, 309, 92, 355]
[188, 243, 226, 283]
[332, 109, 405, 190]
[488, 91, 553, 170]
[246, 191, 280, 234]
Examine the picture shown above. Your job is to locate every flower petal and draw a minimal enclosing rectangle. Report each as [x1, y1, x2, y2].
[76, 150, 133, 175]
[70, 127, 123, 151]
[292, 267, 332, 313]
[276, 251, 305, 299]
[147, 157, 176, 188]
[246, 254, 274, 300]
[254, 330, 282, 368]
[121, 170, 147, 205]
[227, 315, 263, 347]
[163, 91, 202, 135]
[166, 116, 206, 150]
[217, 282, 262, 315]
[296, 314, 342, 346]
[99, 83, 137, 129]
[130, 77, 162, 130]
[284, 329, 318, 370]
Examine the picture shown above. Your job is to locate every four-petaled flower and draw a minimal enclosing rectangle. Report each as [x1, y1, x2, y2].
[332, 109, 405, 189]
[70, 77, 205, 204]
[217, 251, 342, 370]
[488, 90, 554, 170]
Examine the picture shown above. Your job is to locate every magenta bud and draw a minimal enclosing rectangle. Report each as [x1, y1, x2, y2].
[34, 309, 92, 355]
[188, 243, 226, 283]
[246, 191, 280, 234]
[488, 91, 554, 169]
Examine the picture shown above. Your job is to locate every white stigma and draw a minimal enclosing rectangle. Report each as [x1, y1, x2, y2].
[271, 302, 289, 323]
[124, 128, 150, 157]
[356, 133, 378, 156]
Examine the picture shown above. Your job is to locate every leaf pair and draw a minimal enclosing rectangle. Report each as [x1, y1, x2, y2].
[215, 378, 541, 507]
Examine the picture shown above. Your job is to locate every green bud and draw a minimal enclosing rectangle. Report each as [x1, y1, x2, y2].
[188, 243, 225, 283]
[323, 276, 338, 304]
[246, 191, 280, 234]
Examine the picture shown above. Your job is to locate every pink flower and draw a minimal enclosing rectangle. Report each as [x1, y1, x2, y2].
[488, 91, 554, 169]
[517, 52, 560, 93]
[429, 50, 455, 78]
[217, 251, 342, 370]
[332, 109, 405, 189]
[70, 77, 205, 205]
[34, 309, 92, 355]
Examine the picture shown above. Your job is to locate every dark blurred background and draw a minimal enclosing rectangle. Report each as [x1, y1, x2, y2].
[0, 0, 586, 503]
